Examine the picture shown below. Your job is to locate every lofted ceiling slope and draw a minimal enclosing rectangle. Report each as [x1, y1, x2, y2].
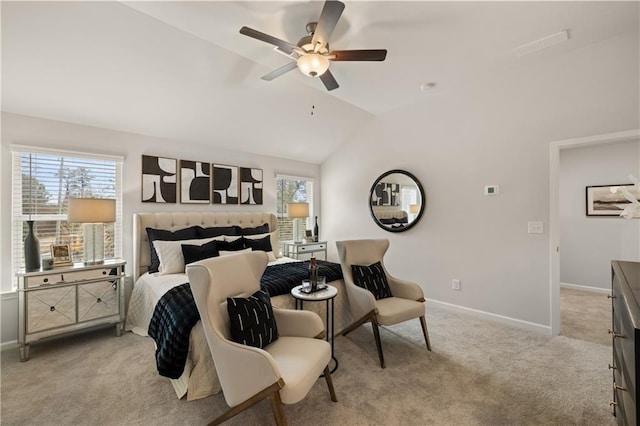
[2, 1, 638, 163]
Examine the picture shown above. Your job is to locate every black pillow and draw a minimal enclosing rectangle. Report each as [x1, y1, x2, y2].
[196, 225, 238, 239]
[242, 236, 272, 253]
[215, 238, 246, 252]
[237, 223, 270, 236]
[379, 218, 396, 225]
[227, 290, 278, 349]
[181, 240, 220, 265]
[146, 226, 199, 273]
[351, 261, 393, 300]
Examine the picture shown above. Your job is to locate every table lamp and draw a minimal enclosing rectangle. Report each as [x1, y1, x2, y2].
[68, 198, 116, 265]
[287, 202, 309, 243]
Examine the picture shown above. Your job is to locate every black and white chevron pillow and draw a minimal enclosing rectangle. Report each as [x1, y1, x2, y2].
[351, 261, 393, 300]
[227, 290, 279, 349]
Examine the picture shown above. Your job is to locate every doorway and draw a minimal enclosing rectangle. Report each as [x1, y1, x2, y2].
[549, 129, 640, 335]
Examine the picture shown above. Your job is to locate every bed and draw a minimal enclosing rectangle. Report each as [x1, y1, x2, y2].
[125, 212, 351, 401]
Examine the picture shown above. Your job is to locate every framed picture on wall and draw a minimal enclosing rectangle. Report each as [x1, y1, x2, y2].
[141, 155, 177, 203]
[180, 160, 210, 204]
[212, 164, 239, 205]
[586, 184, 640, 216]
[239, 167, 263, 205]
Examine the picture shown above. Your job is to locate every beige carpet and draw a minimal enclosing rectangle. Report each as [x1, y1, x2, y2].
[1, 303, 615, 425]
[560, 286, 611, 346]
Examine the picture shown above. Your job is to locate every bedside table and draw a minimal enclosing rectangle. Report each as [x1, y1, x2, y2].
[281, 241, 327, 260]
[15, 259, 126, 361]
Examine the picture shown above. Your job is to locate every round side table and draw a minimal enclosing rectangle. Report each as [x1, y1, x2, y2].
[291, 284, 338, 374]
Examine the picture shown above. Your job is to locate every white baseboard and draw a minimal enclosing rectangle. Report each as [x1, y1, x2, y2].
[426, 299, 552, 335]
[1, 340, 18, 351]
[560, 282, 611, 295]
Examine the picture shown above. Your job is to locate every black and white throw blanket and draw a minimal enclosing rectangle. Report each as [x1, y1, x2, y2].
[148, 283, 199, 379]
[147, 260, 343, 378]
[260, 260, 343, 297]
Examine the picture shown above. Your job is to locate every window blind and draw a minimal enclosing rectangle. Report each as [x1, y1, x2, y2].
[11, 148, 123, 278]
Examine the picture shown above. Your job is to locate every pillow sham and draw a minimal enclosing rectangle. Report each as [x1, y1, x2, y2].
[181, 240, 220, 265]
[146, 226, 199, 273]
[242, 235, 276, 262]
[237, 223, 270, 236]
[216, 238, 246, 252]
[153, 237, 219, 275]
[351, 261, 393, 300]
[219, 248, 252, 257]
[227, 290, 278, 349]
[243, 230, 281, 260]
[196, 225, 238, 239]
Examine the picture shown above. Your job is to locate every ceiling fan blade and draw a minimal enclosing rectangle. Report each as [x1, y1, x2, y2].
[261, 62, 298, 81]
[330, 49, 387, 61]
[239, 26, 298, 54]
[311, 1, 345, 52]
[319, 70, 339, 91]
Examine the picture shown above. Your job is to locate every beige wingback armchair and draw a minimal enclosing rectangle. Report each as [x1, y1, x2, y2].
[336, 239, 431, 368]
[186, 251, 336, 425]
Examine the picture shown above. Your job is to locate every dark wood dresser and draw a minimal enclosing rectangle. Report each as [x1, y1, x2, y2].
[611, 260, 640, 425]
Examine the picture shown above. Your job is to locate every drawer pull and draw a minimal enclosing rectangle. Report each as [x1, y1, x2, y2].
[613, 383, 627, 392]
[49, 306, 55, 312]
[608, 363, 616, 370]
[43, 278, 49, 283]
[608, 329, 625, 338]
[607, 294, 615, 299]
[609, 400, 617, 407]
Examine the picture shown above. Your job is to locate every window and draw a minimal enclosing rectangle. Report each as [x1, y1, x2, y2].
[276, 175, 314, 242]
[11, 147, 123, 278]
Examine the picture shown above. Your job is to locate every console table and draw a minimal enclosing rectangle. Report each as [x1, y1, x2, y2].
[16, 259, 126, 361]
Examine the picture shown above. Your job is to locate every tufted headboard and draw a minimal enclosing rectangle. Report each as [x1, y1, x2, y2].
[133, 212, 278, 281]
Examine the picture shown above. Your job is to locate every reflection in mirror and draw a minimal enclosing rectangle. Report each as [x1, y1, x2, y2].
[369, 169, 425, 232]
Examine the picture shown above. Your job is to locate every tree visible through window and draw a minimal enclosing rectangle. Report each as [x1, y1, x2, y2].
[276, 175, 314, 241]
[12, 149, 123, 276]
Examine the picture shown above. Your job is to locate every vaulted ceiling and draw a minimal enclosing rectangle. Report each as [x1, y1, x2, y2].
[2, 1, 638, 163]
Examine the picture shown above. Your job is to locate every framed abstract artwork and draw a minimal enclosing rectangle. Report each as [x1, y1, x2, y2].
[212, 164, 239, 205]
[180, 160, 211, 204]
[240, 167, 263, 205]
[371, 182, 400, 206]
[586, 184, 639, 216]
[142, 155, 177, 203]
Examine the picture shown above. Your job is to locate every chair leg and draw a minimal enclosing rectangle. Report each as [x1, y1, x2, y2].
[269, 389, 287, 426]
[208, 380, 285, 426]
[371, 318, 385, 369]
[323, 365, 338, 402]
[419, 316, 432, 351]
[342, 310, 376, 337]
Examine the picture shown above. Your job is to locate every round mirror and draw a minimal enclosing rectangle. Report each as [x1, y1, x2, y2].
[369, 169, 425, 232]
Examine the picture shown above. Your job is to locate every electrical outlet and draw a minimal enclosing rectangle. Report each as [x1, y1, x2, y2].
[452, 279, 461, 291]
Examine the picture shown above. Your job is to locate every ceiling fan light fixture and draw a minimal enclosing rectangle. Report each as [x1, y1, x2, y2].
[297, 53, 330, 77]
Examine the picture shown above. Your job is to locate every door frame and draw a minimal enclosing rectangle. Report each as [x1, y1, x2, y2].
[549, 129, 640, 335]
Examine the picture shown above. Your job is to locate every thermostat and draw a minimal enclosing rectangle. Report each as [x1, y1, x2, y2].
[484, 185, 499, 196]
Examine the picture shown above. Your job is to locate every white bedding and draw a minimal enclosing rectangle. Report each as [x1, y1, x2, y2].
[126, 256, 351, 401]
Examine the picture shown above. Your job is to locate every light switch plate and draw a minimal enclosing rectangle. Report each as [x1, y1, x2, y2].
[528, 221, 544, 234]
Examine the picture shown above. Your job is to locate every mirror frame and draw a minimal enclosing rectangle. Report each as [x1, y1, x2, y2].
[369, 169, 425, 233]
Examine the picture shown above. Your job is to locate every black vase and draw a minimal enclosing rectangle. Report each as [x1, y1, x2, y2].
[24, 220, 41, 272]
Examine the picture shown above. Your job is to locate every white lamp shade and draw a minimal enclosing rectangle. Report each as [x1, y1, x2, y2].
[287, 202, 309, 218]
[68, 198, 116, 223]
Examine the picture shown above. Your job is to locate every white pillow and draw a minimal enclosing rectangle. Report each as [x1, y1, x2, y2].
[242, 230, 281, 260]
[219, 248, 252, 257]
[153, 237, 221, 275]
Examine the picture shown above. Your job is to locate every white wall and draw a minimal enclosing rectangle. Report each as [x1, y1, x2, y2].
[0, 112, 320, 344]
[559, 141, 640, 290]
[321, 34, 639, 329]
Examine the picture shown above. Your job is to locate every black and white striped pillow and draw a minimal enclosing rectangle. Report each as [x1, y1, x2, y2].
[227, 290, 279, 349]
[351, 261, 393, 300]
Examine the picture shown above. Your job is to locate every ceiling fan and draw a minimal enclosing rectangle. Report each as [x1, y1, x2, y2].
[239, 0, 387, 91]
